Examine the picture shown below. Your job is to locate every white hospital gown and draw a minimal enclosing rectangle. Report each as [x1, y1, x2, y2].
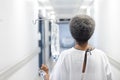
[50, 47, 112, 80]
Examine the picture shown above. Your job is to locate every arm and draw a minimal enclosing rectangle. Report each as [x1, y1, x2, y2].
[106, 60, 112, 80]
[41, 52, 68, 80]
[104, 55, 112, 80]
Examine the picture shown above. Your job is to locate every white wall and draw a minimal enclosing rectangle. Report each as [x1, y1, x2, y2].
[8, 56, 39, 80]
[94, 0, 120, 80]
[0, 0, 39, 80]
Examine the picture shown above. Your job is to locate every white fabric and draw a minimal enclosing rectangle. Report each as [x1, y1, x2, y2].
[50, 47, 112, 80]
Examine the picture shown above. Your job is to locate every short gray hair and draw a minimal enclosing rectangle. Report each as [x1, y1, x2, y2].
[70, 15, 95, 44]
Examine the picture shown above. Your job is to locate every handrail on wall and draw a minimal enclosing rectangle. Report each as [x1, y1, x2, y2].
[0, 48, 40, 80]
[108, 56, 120, 70]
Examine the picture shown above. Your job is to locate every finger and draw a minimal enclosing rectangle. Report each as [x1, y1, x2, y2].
[41, 64, 48, 71]
[41, 64, 46, 69]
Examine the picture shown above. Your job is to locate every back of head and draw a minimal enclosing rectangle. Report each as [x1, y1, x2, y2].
[70, 15, 95, 44]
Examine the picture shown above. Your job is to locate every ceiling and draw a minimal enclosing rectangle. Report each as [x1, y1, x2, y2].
[38, 0, 93, 19]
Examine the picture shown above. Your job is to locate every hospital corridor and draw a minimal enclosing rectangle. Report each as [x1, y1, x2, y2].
[0, 0, 120, 80]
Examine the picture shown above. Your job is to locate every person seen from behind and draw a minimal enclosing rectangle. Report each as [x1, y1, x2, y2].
[41, 14, 112, 80]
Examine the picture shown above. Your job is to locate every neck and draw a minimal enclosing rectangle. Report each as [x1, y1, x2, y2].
[74, 42, 91, 51]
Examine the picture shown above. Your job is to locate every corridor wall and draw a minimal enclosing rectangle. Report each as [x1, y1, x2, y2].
[94, 0, 120, 80]
[0, 0, 40, 80]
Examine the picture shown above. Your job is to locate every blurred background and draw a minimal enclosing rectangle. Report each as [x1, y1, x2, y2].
[0, 0, 120, 80]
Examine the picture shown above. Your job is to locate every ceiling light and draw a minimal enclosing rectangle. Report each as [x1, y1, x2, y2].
[44, 6, 53, 10]
[50, 11, 55, 14]
[41, 8, 46, 17]
[38, 0, 48, 3]
[50, 14, 56, 20]
[80, 5, 88, 9]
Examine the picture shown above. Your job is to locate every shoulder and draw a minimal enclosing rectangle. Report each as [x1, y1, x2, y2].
[93, 48, 107, 56]
[59, 48, 74, 58]
[57, 48, 73, 63]
[60, 48, 73, 55]
[93, 48, 109, 62]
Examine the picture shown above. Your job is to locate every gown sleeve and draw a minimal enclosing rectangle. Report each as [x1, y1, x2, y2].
[50, 52, 69, 80]
[104, 54, 112, 80]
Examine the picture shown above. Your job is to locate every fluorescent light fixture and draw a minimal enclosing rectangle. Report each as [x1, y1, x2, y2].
[50, 14, 56, 20]
[83, 0, 93, 1]
[41, 8, 46, 17]
[44, 6, 53, 10]
[80, 5, 88, 9]
[49, 11, 55, 14]
[38, 0, 48, 3]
